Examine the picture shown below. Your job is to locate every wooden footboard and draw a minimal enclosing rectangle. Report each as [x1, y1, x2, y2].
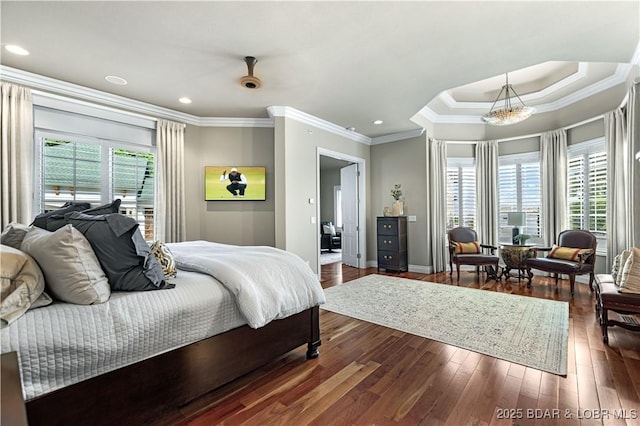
[25, 306, 320, 426]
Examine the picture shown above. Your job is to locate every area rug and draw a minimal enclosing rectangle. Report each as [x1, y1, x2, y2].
[320, 250, 342, 265]
[321, 275, 568, 375]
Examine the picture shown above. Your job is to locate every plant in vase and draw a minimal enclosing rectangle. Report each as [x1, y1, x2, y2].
[514, 234, 531, 245]
[390, 184, 404, 216]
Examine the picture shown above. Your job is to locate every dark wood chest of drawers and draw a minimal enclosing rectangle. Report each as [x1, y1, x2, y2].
[377, 216, 408, 272]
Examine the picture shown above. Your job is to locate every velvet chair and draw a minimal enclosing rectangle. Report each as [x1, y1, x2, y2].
[448, 227, 500, 283]
[524, 229, 597, 296]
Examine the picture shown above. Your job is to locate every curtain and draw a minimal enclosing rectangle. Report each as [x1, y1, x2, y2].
[427, 138, 448, 272]
[1, 83, 33, 229]
[606, 78, 639, 262]
[154, 119, 186, 242]
[540, 129, 567, 246]
[628, 79, 639, 248]
[475, 140, 499, 246]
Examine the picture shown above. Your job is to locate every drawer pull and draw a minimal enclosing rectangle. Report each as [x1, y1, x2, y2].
[384, 240, 391, 244]
[384, 255, 393, 260]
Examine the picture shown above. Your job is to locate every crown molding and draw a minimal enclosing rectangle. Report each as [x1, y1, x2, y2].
[419, 62, 633, 125]
[371, 128, 426, 145]
[267, 106, 371, 145]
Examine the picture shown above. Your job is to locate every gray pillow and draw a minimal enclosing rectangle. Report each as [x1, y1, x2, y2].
[67, 212, 172, 291]
[1, 222, 31, 249]
[20, 225, 111, 305]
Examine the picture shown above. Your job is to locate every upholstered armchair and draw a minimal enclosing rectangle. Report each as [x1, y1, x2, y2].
[448, 227, 500, 283]
[524, 229, 597, 296]
[320, 221, 341, 252]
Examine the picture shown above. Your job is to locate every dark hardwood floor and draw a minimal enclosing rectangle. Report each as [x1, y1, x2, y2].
[174, 263, 640, 425]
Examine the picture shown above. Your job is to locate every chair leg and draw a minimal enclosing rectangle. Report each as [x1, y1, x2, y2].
[456, 264, 461, 283]
[449, 260, 453, 278]
[569, 274, 576, 297]
[525, 267, 533, 287]
[554, 273, 559, 287]
[601, 307, 609, 344]
[588, 273, 595, 292]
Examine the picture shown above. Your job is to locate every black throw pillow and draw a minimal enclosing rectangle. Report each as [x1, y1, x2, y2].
[45, 199, 123, 232]
[67, 212, 172, 292]
[31, 203, 91, 230]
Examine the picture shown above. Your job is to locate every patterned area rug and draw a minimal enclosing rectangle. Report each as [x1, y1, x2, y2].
[321, 275, 568, 375]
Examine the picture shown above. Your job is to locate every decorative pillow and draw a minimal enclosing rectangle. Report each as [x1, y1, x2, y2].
[31, 203, 91, 231]
[150, 241, 177, 278]
[47, 199, 123, 231]
[1, 222, 32, 249]
[1, 244, 51, 326]
[452, 241, 480, 254]
[67, 212, 173, 292]
[548, 245, 594, 261]
[20, 225, 111, 304]
[322, 224, 336, 235]
[619, 247, 640, 294]
[615, 250, 632, 286]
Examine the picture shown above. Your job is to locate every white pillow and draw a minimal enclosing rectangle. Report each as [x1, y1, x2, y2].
[615, 250, 632, 286]
[1, 244, 51, 326]
[618, 247, 640, 294]
[20, 225, 110, 304]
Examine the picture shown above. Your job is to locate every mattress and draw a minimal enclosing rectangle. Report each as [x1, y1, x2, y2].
[0, 269, 246, 400]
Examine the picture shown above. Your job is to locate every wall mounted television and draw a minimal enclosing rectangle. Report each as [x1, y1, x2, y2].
[204, 166, 266, 201]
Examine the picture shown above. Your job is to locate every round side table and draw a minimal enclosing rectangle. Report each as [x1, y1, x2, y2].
[500, 244, 535, 281]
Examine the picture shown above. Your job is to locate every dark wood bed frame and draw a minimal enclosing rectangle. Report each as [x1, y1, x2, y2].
[24, 306, 321, 426]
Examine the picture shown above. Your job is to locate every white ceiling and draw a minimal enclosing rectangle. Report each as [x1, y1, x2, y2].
[1, 1, 639, 139]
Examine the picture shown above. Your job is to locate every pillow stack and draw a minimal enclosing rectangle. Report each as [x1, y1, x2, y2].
[0, 200, 175, 322]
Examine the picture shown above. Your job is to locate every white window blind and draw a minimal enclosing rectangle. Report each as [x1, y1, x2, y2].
[567, 138, 607, 236]
[446, 158, 476, 229]
[36, 132, 155, 239]
[498, 152, 541, 243]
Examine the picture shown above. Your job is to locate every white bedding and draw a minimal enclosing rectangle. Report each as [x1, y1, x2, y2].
[0, 270, 245, 400]
[167, 241, 326, 328]
[0, 242, 325, 401]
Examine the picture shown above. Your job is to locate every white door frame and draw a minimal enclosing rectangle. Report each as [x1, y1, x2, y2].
[317, 147, 366, 279]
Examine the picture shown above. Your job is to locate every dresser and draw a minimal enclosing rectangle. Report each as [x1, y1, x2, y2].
[377, 216, 408, 272]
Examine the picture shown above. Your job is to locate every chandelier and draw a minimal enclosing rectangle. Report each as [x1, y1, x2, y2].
[482, 73, 535, 126]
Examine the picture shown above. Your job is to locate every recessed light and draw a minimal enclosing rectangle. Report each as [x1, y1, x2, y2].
[105, 75, 128, 85]
[373, 120, 383, 125]
[5, 45, 29, 56]
[178, 97, 192, 104]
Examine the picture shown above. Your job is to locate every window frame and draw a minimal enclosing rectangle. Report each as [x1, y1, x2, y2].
[497, 151, 542, 244]
[446, 157, 476, 230]
[34, 129, 155, 235]
[567, 137, 607, 253]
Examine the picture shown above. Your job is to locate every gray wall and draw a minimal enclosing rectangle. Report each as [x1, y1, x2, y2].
[319, 167, 340, 224]
[370, 134, 429, 272]
[183, 126, 275, 246]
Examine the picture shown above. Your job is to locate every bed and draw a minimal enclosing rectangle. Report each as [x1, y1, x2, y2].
[1, 237, 324, 426]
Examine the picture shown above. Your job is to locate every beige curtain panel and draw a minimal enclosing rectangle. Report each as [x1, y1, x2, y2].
[154, 119, 186, 243]
[475, 140, 499, 247]
[1, 82, 34, 229]
[540, 129, 568, 246]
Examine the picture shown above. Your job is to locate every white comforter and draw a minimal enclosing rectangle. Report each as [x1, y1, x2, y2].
[167, 241, 326, 328]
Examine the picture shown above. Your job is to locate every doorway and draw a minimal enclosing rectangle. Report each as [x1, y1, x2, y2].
[317, 148, 367, 278]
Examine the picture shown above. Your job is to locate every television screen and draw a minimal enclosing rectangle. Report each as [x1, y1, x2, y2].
[204, 166, 266, 201]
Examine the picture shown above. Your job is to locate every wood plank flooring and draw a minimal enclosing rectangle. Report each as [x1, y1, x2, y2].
[173, 264, 640, 425]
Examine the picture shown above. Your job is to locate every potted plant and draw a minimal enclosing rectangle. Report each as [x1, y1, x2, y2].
[514, 234, 531, 245]
[390, 184, 404, 216]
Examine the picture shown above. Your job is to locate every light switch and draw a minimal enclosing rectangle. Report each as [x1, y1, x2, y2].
[311, 216, 316, 224]
[309, 198, 315, 204]
[408, 215, 417, 222]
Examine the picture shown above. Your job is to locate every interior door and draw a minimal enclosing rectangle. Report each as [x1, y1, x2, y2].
[340, 163, 359, 267]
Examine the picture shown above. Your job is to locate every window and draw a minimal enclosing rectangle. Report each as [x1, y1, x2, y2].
[498, 152, 541, 243]
[567, 138, 607, 235]
[446, 158, 476, 229]
[36, 132, 155, 239]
